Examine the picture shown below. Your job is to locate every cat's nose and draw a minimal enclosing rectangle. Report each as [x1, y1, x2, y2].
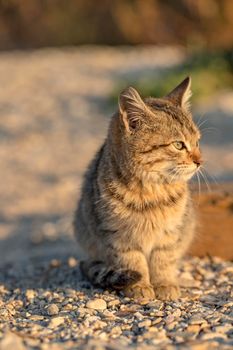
[191, 149, 202, 167]
[194, 160, 200, 167]
[193, 158, 203, 167]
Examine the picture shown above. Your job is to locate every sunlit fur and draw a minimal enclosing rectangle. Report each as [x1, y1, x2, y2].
[74, 77, 202, 300]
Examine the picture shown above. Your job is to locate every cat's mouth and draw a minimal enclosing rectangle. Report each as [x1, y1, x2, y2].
[167, 164, 198, 182]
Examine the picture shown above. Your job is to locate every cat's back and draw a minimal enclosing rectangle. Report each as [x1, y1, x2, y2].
[73, 143, 106, 247]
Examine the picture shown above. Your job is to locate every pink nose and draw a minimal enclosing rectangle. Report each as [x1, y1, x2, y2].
[192, 149, 202, 167]
[193, 159, 201, 167]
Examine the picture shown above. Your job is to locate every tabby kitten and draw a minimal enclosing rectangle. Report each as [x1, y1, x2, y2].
[74, 77, 202, 300]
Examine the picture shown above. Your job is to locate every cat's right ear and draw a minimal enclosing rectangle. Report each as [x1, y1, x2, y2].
[118, 87, 148, 133]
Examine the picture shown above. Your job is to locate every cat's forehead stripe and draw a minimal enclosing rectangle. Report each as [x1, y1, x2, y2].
[146, 100, 196, 131]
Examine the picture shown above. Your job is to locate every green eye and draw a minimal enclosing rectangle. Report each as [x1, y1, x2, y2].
[173, 141, 185, 150]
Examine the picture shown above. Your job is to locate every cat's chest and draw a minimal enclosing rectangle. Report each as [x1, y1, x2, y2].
[131, 207, 183, 244]
[111, 204, 185, 255]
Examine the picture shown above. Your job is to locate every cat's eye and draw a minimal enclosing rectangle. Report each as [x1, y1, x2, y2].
[196, 140, 199, 147]
[173, 141, 185, 150]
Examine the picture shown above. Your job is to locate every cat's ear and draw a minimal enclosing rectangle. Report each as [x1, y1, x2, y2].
[118, 87, 150, 132]
[166, 76, 192, 112]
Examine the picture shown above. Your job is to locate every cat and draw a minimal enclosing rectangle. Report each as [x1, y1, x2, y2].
[74, 77, 202, 300]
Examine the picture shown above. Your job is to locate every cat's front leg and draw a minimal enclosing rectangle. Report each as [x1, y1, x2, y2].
[149, 248, 181, 301]
[118, 250, 155, 300]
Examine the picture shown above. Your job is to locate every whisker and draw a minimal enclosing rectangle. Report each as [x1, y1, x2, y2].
[199, 168, 211, 193]
[200, 127, 219, 134]
[195, 114, 207, 128]
[169, 169, 179, 184]
[202, 167, 219, 186]
[195, 170, 201, 201]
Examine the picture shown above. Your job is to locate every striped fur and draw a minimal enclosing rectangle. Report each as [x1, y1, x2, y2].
[80, 260, 141, 289]
[74, 77, 202, 300]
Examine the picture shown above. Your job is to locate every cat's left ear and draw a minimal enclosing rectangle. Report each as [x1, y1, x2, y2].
[166, 76, 192, 112]
[118, 86, 151, 132]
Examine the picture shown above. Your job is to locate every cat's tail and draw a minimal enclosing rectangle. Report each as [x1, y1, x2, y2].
[80, 260, 141, 290]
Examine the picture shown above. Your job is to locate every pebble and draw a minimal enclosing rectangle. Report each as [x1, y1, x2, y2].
[165, 314, 175, 324]
[189, 315, 207, 325]
[111, 326, 122, 334]
[138, 319, 152, 328]
[187, 324, 201, 333]
[213, 325, 232, 333]
[108, 299, 120, 308]
[67, 257, 78, 268]
[200, 332, 227, 340]
[166, 321, 177, 331]
[86, 298, 107, 310]
[134, 312, 144, 320]
[30, 315, 44, 321]
[47, 304, 59, 316]
[172, 309, 182, 318]
[152, 317, 163, 325]
[148, 326, 159, 333]
[25, 289, 37, 300]
[92, 320, 107, 329]
[48, 316, 65, 328]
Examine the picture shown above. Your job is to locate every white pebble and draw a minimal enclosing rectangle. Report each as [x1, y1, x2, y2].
[138, 319, 152, 328]
[86, 298, 107, 310]
[49, 316, 65, 328]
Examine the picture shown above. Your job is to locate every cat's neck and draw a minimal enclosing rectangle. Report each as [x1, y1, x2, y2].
[102, 152, 188, 204]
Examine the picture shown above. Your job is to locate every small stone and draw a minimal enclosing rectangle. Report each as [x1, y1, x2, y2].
[189, 341, 220, 350]
[68, 257, 78, 267]
[108, 299, 120, 308]
[30, 315, 44, 321]
[111, 326, 122, 334]
[179, 272, 200, 287]
[189, 315, 207, 325]
[102, 310, 115, 319]
[86, 298, 107, 310]
[166, 322, 177, 331]
[147, 301, 162, 309]
[165, 314, 175, 324]
[154, 311, 165, 317]
[172, 309, 182, 318]
[92, 320, 107, 329]
[148, 326, 159, 333]
[50, 259, 61, 267]
[138, 319, 152, 328]
[187, 324, 201, 333]
[64, 289, 76, 297]
[25, 289, 37, 300]
[47, 304, 59, 316]
[200, 332, 227, 340]
[77, 307, 96, 316]
[134, 312, 144, 319]
[152, 317, 163, 325]
[48, 316, 65, 328]
[204, 272, 216, 280]
[213, 325, 232, 333]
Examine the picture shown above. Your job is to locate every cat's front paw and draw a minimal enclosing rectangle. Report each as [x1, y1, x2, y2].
[154, 284, 180, 301]
[124, 283, 155, 301]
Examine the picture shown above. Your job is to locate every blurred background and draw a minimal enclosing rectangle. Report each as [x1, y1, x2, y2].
[0, 0, 232, 264]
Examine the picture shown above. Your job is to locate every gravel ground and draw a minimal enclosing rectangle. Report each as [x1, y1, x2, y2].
[0, 46, 232, 349]
[0, 256, 232, 350]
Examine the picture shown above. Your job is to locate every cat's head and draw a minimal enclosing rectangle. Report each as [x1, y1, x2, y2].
[116, 77, 202, 183]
